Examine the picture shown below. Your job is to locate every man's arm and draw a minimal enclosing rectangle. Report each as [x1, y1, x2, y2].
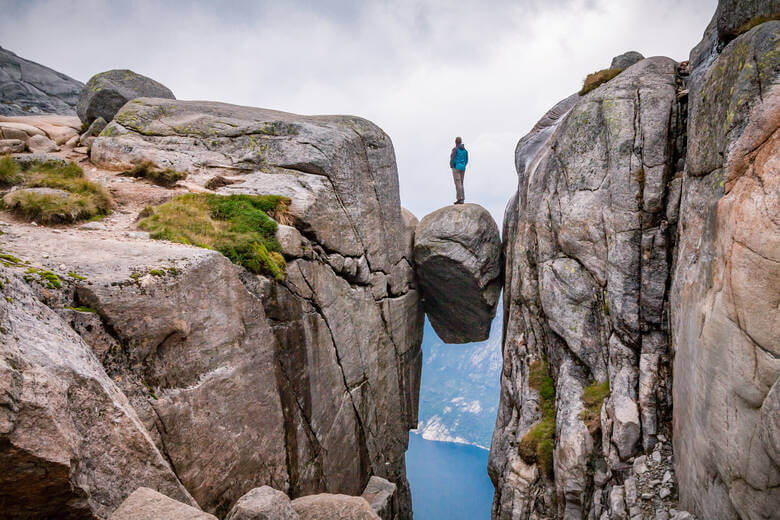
[464, 149, 469, 166]
[450, 147, 456, 168]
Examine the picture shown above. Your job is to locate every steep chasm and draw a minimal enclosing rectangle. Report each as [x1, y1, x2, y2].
[490, 2, 779, 519]
[0, 99, 422, 519]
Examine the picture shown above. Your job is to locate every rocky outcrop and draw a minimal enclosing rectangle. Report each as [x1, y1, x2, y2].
[110, 488, 216, 520]
[0, 46, 83, 116]
[360, 476, 398, 520]
[671, 18, 780, 520]
[1, 97, 421, 519]
[413, 203, 502, 343]
[77, 70, 175, 125]
[291, 494, 380, 520]
[225, 487, 299, 520]
[0, 114, 81, 150]
[0, 265, 195, 520]
[490, 3, 779, 519]
[491, 54, 686, 518]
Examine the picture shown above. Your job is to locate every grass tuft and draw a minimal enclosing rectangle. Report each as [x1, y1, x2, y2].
[123, 161, 187, 187]
[579, 68, 625, 96]
[580, 380, 610, 435]
[518, 359, 556, 477]
[2, 159, 112, 224]
[138, 193, 290, 280]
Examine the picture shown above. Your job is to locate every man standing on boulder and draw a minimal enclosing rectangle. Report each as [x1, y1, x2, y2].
[449, 136, 468, 204]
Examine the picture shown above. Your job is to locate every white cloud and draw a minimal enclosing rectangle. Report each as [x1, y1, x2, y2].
[1, 0, 717, 223]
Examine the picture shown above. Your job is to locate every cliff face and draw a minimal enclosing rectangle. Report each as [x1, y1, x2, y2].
[0, 99, 422, 519]
[490, 2, 778, 519]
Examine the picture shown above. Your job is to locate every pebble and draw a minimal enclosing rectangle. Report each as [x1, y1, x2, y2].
[642, 493, 654, 500]
[657, 434, 667, 442]
[80, 221, 108, 231]
[42, 252, 49, 258]
[58, 264, 66, 271]
[663, 471, 672, 483]
[656, 511, 669, 520]
[659, 488, 671, 499]
[633, 456, 648, 475]
[652, 450, 662, 462]
[125, 231, 150, 239]
[650, 479, 661, 487]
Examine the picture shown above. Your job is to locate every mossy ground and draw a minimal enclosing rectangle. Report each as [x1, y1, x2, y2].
[518, 359, 556, 477]
[0, 156, 112, 224]
[580, 380, 610, 435]
[138, 193, 290, 280]
[579, 68, 625, 96]
[123, 161, 187, 187]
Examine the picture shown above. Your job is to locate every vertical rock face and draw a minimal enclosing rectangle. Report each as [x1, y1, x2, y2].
[1, 99, 422, 519]
[671, 19, 780, 520]
[491, 3, 779, 519]
[490, 55, 682, 519]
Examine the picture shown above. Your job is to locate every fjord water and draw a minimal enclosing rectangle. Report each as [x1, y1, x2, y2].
[406, 308, 503, 518]
[406, 433, 494, 519]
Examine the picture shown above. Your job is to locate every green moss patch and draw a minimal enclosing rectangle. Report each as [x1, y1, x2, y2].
[138, 193, 290, 280]
[25, 267, 61, 289]
[122, 161, 187, 187]
[1, 157, 112, 224]
[579, 68, 625, 96]
[67, 271, 87, 280]
[518, 359, 556, 477]
[580, 380, 610, 435]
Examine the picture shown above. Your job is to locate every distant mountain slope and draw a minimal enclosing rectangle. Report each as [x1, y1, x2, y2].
[415, 305, 502, 449]
[0, 45, 83, 115]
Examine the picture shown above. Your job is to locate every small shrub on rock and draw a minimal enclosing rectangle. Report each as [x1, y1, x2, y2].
[138, 193, 290, 280]
[1, 159, 112, 224]
[518, 359, 556, 477]
[0, 156, 24, 188]
[579, 68, 625, 96]
[580, 380, 610, 434]
[123, 161, 187, 187]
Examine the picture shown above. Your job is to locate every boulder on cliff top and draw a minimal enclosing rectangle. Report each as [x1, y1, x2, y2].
[610, 50, 645, 69]
[0, 46, 83, 116]
[77, 69, 175, 124]
[413, 203, 501, 343]
[225, 486, 299, 520]
[291, 494, 380, 520]
[110, 488, 216, 520]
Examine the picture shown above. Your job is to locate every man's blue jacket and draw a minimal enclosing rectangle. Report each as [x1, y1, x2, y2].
[450, 144, 469, 172]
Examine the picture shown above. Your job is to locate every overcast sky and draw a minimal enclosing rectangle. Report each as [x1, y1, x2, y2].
[1, 0, 716, 224]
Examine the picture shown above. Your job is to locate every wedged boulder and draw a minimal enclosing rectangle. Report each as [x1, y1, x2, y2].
[0, 45, 83, 116]
[413, 203, 501, 343]
[225, 486, 299, 520]
[77, 69, 175, 125]
[291, 494, 380, 520]
[110, 488, 216, 520]
[0, 267, 194, 519]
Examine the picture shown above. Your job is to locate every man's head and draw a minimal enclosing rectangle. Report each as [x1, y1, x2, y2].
[455, 136, 462, 145]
